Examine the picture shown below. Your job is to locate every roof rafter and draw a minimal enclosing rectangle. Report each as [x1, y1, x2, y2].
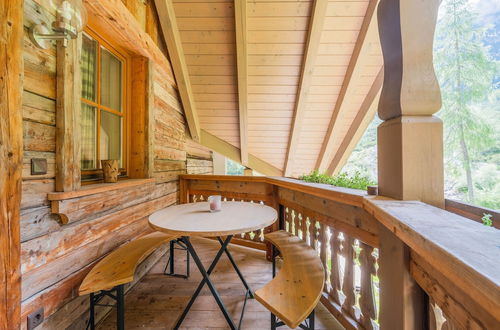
[200, 130, 283, 176]
[315, 0, 379, 171]
[154, 0, 201, 142]
[327, 68, 383, 175]
[283, 0, 329, 177]
[234, 0, 248, 166]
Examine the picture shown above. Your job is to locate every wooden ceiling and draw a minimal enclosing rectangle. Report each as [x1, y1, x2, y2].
[155, 0, 383, 177]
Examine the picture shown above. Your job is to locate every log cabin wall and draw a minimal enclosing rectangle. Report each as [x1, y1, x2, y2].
[20, 0, 213, 329]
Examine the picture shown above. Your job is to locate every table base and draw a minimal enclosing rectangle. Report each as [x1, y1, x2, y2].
[174, 235, 254, 330]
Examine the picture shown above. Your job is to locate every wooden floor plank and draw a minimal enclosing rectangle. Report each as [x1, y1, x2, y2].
[97, 238, 343, 329]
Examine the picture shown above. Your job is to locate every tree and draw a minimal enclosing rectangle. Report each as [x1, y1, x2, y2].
[434, 0, 498, 203]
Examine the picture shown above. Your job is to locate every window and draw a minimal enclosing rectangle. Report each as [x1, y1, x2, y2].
[80, 29, 129, 181]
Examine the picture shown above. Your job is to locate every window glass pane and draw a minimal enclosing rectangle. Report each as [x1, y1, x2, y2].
[100, 47, 122, 111]
[81, 34, 97, 102]
[81, 103, 97, 170]
[100, 111, 122, 167]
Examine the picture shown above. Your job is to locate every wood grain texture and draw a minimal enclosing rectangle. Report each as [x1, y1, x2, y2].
[377, 0, 441, 119]
[234, 0, 248, 165]
[79, 232, 176, 295]
[154, 0, 201, 141]
[149, 201, 277, 237]
[284, 0, 328, 177]
[255, 230, 325, 329]
[55, 37, 81, 192]
[0, 1, 23, 328]
[364, 197, 500, 325]
[316, 0, 379, 171]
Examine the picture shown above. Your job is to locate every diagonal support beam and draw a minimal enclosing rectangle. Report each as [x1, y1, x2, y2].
[326, 68, 383, 175]
[234, 0, 249, 166]
[154, 0, 201, 142]
[284, 0, 329, 177]
[315, 0, 379, 171]
[200, 130, 283, 176]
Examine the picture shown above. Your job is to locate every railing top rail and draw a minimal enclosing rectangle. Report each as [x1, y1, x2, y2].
[180, 174, 366, 207]
[364, 197, 500, 321]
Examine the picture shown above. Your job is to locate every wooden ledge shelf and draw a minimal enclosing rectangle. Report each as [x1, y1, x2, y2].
[49, 178, 156, 224]
[48, 179, 156, 201]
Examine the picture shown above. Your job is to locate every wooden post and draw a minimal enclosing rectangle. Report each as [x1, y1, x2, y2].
[377, 0, 443, 328]
[377, 0, 444, 208]
[129, 57, 154, 179]
[55, 37, 82, 192]
[0, 1, 23, 328]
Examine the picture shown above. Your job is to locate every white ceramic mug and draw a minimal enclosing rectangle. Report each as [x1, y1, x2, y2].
[208, 195, 222, 212]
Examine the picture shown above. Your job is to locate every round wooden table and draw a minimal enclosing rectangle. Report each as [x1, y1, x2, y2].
[149, 201, 277, 330]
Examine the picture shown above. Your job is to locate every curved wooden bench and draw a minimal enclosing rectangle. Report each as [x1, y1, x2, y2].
[255, 230, 325, 329]
[79, 232, 178, 330]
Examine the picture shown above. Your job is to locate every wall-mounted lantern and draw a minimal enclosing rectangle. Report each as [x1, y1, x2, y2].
[29, 0, 87, 49]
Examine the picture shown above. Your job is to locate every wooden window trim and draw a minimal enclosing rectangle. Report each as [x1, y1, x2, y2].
[81, 26, 132, 182]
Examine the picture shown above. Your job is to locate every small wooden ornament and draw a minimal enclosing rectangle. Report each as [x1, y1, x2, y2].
[101, 160, 119, 183]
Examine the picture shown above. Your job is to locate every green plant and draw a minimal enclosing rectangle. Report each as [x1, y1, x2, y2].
[481, 213, 493, 227]
[299, 171, 376, 190]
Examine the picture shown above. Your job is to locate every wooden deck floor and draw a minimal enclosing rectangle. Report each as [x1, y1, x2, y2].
[97, 237, 344, 329]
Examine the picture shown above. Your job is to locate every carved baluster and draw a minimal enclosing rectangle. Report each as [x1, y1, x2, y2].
[292, 211, 299, 237]
[329, 230, 342, 304]
[285, 207, 291, 233]
[319, 223, 328, 291]
[359, 242, 376, 329]
[301, 213, 307, 242]
[308, 218, 317, 249]
[342, 236, 356, 319]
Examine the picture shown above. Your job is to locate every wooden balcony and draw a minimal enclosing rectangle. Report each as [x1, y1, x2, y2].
[96, 237, 344, 330]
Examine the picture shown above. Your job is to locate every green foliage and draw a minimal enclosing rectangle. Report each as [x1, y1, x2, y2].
[434, 0, 499, 205]
[225, 158, 244, 175]
[299, 171, 376, 190]
[481, 213, 493, 227]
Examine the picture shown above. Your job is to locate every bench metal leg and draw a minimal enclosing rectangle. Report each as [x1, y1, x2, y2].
[164, 238, 190, 278]
[88, 293, 95, 330]
[86, 284, 125, 330]
[116, 285, 125, 330]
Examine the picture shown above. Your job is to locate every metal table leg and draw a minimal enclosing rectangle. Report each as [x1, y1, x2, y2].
[173, 235, 252, 330]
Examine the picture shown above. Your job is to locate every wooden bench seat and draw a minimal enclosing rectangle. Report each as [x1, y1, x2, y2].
[79, 232, 177, 295]
[255, 230, 325, 329]
[79, 232, 178, 330]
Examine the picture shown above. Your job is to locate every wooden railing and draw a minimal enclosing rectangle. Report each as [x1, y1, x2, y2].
[179, 175, 499, 330]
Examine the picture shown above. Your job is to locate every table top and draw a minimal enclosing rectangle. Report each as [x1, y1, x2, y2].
[149, 201, 278, 237]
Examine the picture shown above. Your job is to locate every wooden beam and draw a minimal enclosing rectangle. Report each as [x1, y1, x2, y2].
[327, 69, 383, 175]
[0, 0, 23, 328]
[200, 130, 282, 176]
[55, 37, 81, 192]
[283, 0, 328, 177]
[315, 0, 379, 171]
[154, 0, 201, 142]
[234, 0, 248, 166]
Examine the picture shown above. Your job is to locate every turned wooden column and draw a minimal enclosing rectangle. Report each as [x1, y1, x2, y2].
[377, 0, 444, 208]
[0, 1, 23, 328]
[377, 0, 443, 329]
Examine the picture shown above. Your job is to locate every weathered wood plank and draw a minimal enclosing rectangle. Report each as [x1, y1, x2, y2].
[50, 180, 156, 224]
[0, 0, 23, 327]
[20, 206, 60, 243]
[55, 36, 81, 192]
[21, 218, 151, 301]
[21, 179, 54, 209]
[23, 121, 55, 152]
[22, 193, 176, 275]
